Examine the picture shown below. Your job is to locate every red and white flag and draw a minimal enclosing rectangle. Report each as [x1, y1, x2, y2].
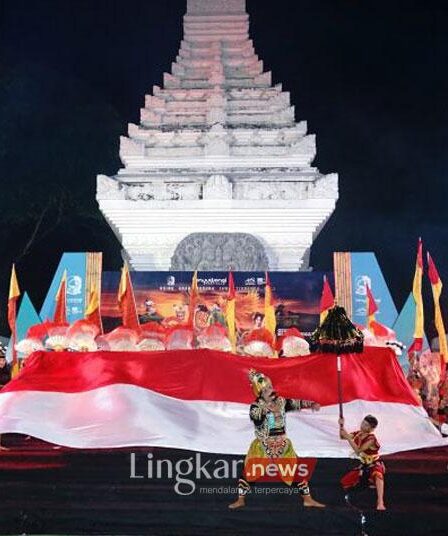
[0, 348, 445, 455]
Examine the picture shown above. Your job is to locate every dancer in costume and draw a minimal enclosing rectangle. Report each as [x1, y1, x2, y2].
[229, 370, 325, 509]
[339, 415, 386, 510]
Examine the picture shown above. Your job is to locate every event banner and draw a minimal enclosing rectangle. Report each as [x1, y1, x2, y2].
[40, 252, 102, 324]
[334, 252, 398, 327]
[101, 271, 333, 336]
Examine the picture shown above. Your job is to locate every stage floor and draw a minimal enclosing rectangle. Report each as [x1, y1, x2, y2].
[0, 435, 446, 536]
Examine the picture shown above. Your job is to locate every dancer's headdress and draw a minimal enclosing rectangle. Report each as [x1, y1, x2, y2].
[248, 369, 272, 397]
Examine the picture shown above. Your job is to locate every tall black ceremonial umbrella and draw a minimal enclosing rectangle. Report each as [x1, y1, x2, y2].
[309, 306, 364, 423]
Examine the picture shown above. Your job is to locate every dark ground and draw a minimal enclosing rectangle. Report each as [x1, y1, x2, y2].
[0, 436, 446, 536]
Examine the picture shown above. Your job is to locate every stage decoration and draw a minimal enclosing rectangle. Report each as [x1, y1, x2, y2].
[278, 328, 310, 357]
[138, 321, 167, 351]
[166, 328, 194, 350]
[95, 336, 110, 351]
[8, 264, 21, 376]
[102, 327, 138, 352]
[408, 238, 424, 354]
[243, 328, 275, 357]
[67, 320, 100, 352]
[45, 325, 70, 352]
[320, 275, 335, 324]
[26, 320, 67, 342]
[427, 252, 448, 363]
[197, 324, 232, 352]
[137, 338, 166, 352]
[0, 347, 445, 455]
[14, 338, 44, 356]
[139, 322, 166, 340]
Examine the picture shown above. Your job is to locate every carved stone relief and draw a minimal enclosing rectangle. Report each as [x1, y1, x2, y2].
[171, 233, 269, 270]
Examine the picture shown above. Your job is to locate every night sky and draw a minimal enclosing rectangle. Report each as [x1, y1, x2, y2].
[0, 0, 447, 336]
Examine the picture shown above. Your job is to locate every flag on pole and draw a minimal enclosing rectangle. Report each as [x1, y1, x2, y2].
[85, 289, 103, 334]
[225, 272, 236, 351]
[320, 275, 335, 324]
[53, 271, 67, 324]
[408, 238, 424, 354]
[188, 271, 199, 327]
[427, 252, 447, 363]
[8, 264, 21, 377]
[366, 284, 378, 332]
[117, 264, 140, 330]
[264, 272, 276, 339]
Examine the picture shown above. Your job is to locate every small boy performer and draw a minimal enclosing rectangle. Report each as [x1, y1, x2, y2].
[339, 415, 386, 510]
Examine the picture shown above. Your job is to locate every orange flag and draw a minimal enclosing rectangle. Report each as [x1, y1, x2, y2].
[427, 252, 447, 363]
[118, 264, 140, 330]
[85, 289, 103, 334]
[320, 275, 335, 324]
[264, 272, 276, 339]
[54, 271, 67, 324]
[8, 264, 21, 377]
[188, 271, 199, 327]
[225, 272, 236, 351]
[409, 238, 424, 354]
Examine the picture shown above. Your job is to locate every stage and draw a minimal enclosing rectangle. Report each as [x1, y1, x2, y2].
[0, 435, 446, 536]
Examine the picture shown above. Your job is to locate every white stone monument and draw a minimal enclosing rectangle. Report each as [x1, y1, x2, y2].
[97, 0, 338, 271]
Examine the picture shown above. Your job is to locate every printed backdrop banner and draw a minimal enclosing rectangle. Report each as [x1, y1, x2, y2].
[101, 271, 333, 336]
[40, 253, 88, 324]
[350, 253, 398, 328]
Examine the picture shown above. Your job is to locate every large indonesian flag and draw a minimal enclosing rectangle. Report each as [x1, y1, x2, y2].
[0, 348, 445, 456]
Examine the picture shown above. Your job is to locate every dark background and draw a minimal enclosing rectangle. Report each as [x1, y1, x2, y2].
[0, 0, 447, 337]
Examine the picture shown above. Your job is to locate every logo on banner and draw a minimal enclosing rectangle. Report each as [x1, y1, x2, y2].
[355, 275, 371, 296]
[167, 276, 176, 287]
[67, 275, 83, 296]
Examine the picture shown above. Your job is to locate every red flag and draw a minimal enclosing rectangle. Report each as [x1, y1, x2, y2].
[54, 271, 67, 324]
[320, 276, 335, 324]
[117, 264, 140, 330]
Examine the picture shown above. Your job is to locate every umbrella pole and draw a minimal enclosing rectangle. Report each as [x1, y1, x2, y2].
[337, 355, 344, 423]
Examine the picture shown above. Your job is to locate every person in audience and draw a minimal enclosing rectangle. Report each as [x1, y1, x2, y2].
[0, 348, 11, 389]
